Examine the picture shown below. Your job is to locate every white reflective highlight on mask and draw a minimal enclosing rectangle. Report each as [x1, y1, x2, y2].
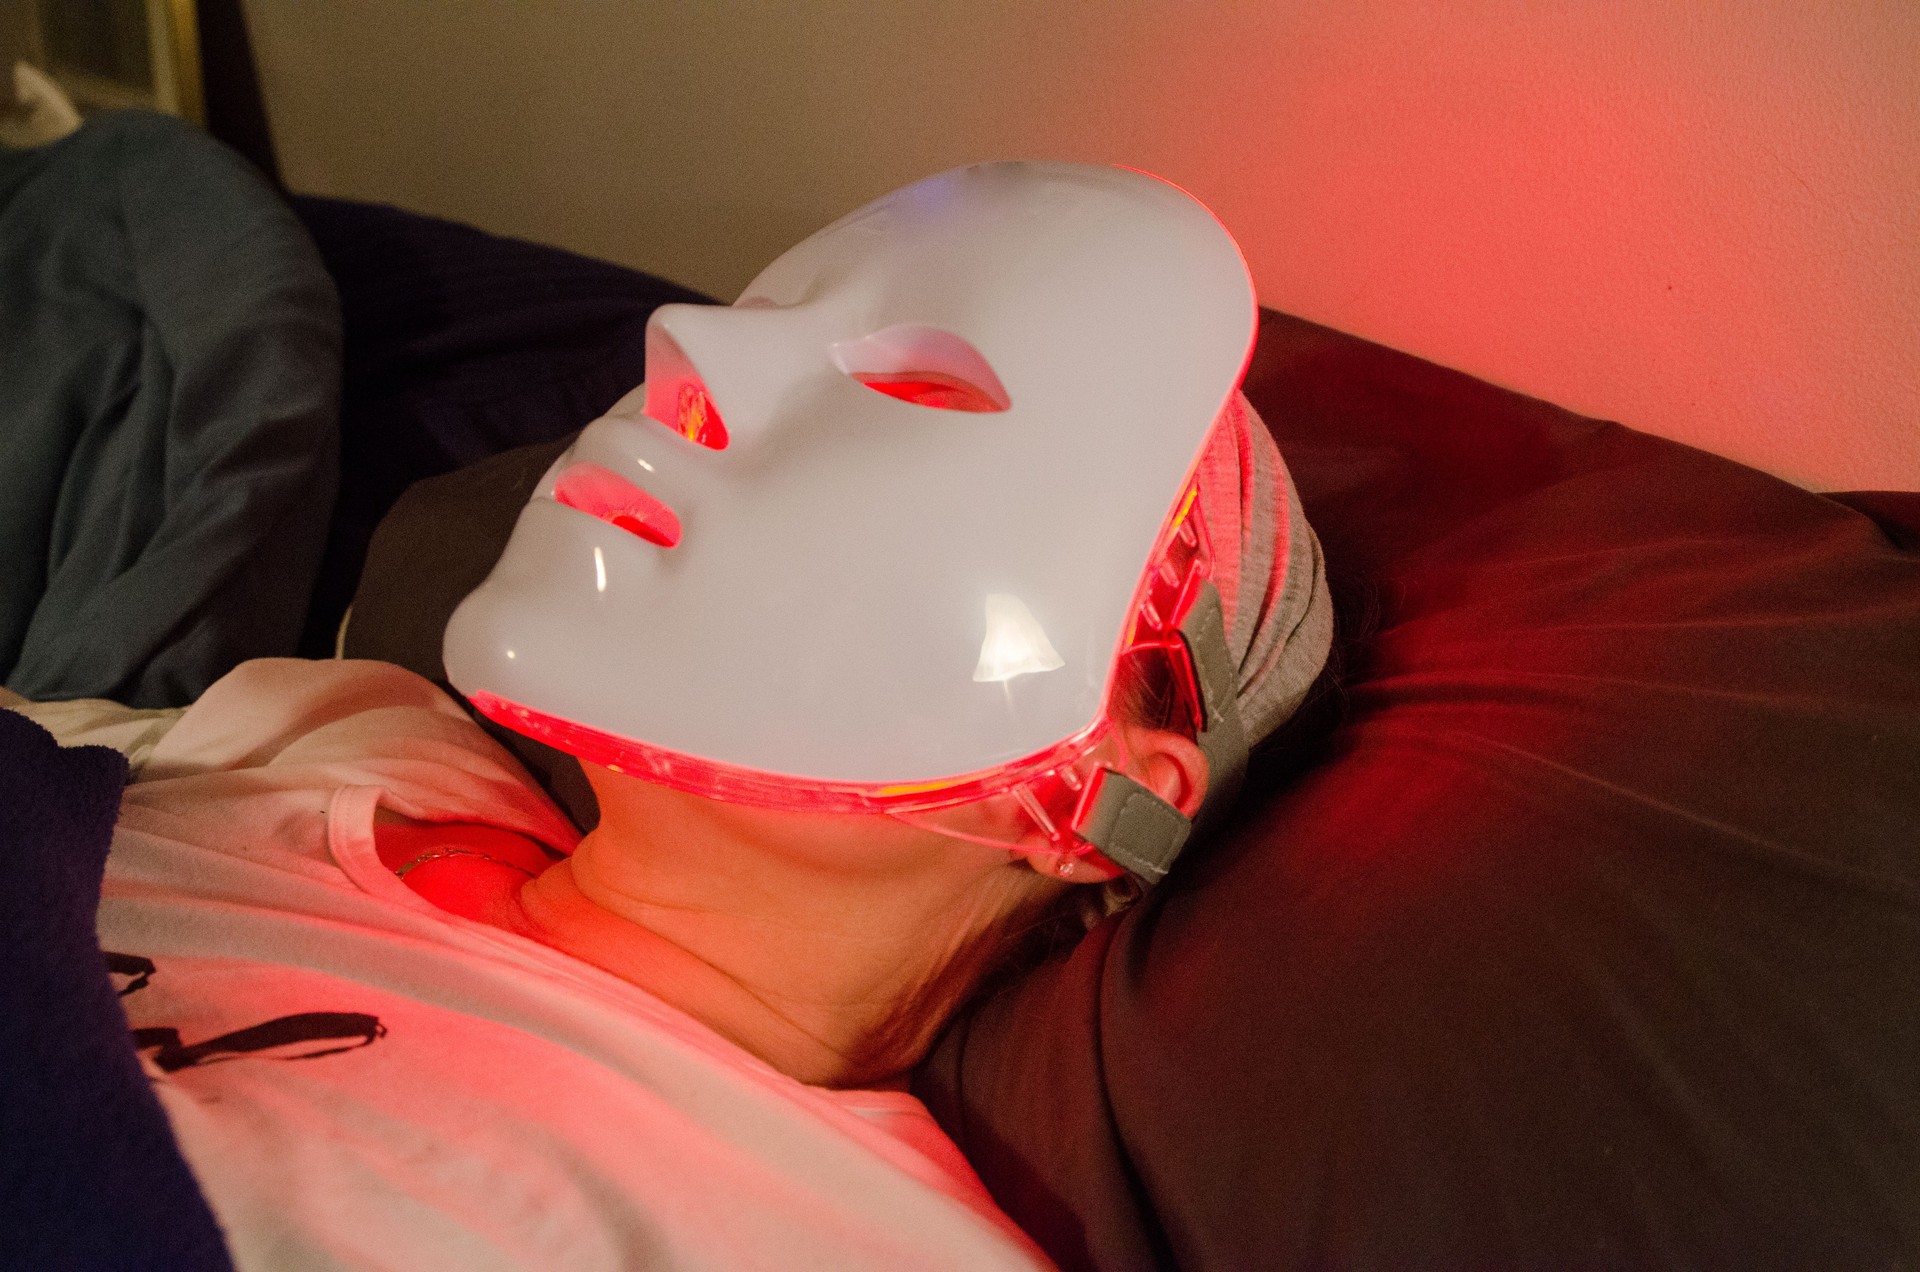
[973, 593, 1064, 683]
[594, 546, 607, 593]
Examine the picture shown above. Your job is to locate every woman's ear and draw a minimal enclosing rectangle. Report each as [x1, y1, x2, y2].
[1015, 725, 1209, 883]
[1036, 851, 1124, 883]
[1123, 723, 1210, 819]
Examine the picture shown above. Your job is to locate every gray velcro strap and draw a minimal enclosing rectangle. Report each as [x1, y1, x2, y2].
[1073, 766, 1191, 883]
[1181, 579, 1248, 823]
[1070, 580, 1250, 885]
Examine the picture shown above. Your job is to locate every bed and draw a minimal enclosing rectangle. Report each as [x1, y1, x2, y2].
[6, 113, 1919, 1269]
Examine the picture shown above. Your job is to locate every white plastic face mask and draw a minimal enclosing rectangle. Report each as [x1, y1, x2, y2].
[443, 162, 1256, 852]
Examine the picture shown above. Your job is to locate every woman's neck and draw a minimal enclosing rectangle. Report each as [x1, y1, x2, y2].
[504, 788, 1048, 1088]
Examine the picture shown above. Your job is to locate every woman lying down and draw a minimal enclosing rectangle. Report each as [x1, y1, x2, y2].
[13, 163, 1330, 1269]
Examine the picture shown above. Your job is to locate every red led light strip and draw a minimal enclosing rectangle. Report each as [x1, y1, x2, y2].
[466, 689, 1113, 816]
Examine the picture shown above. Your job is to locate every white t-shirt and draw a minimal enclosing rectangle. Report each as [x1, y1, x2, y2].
[21, 660, 1048, 1271]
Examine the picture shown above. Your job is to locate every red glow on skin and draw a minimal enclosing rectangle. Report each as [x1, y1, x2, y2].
[373, 814, 555, 926]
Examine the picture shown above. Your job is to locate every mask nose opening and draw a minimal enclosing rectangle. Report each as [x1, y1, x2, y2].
[831, 324, 1011, 413]
[643, 325, 731, 449]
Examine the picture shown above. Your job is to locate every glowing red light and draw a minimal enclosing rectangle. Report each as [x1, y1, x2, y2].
[1112, 479, 1211, 737]
[466, 688, 1112, 816]
[553, 463, 682, 548]
[677, 383, 728, 448]
[851, 370, 1005, 413]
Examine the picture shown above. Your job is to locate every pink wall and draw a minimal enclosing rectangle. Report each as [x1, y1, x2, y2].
[1152, 3, 1920, 492]
[252, 0, 1919, 490]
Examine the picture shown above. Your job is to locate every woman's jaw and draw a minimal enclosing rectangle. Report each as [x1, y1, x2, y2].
[510, 721, 1205, 1088]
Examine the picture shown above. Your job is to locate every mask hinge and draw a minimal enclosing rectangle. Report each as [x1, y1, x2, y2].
[1071, 580, 1247, 884]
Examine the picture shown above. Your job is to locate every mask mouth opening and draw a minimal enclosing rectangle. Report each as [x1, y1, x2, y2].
[551, 463, 683, 548]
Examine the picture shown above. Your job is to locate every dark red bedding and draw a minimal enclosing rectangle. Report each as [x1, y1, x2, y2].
[915, 309, 1920, 1269]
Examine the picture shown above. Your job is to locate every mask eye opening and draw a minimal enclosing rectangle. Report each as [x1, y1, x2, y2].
[831, 323, 1012, 413]
[850, 370, 1003, 413]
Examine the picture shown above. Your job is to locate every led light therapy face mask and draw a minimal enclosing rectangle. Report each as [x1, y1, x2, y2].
[443, 162, 1258, 881]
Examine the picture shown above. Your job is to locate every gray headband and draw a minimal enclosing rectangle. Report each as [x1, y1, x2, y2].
[1073, 392, 1332, 881]
[1196, 392, 1334, 745]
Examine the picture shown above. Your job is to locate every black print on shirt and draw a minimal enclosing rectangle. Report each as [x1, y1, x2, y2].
[106, 951, 156, 996]
[105, 949, 387, 1072]
[133, 1013, 388, 1072]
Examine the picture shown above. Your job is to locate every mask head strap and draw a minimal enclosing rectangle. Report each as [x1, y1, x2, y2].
[1070, 580, 1247, 883]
